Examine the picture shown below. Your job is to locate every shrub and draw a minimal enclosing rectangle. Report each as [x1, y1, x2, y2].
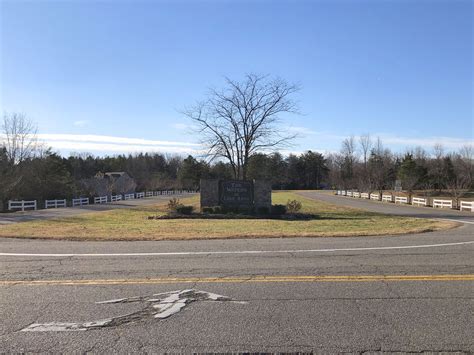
[257, 206, 270, 215]
[286, 199, 302, 213]
[202, 207, 213, 213]
[271, 204, 287, 216]
[212, 206, 222, 214]
[176, 205, 194, 215]
[167, 198, 181, 211]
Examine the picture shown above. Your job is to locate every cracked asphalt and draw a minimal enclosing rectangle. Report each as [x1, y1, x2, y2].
[0, 191, 473, 353]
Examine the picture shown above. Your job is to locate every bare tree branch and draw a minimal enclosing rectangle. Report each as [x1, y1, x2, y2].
[182, 74, 300, 179]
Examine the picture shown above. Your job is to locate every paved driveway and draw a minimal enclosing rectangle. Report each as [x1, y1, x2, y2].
[0, 193, 195, 225]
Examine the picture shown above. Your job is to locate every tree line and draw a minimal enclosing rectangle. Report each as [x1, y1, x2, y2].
[1, 113, 472, 211]
[327, 135, 473, 201]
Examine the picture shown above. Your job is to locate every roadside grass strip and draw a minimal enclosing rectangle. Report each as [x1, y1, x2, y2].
[0, 192, 458, 240]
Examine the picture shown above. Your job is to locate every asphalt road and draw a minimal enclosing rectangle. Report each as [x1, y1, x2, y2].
[1, 192, 473, 353]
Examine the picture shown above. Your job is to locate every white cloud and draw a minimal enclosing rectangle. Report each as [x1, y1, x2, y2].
[374, 134, 473, 150]
[73, 120, 89, 127]
[29, 133, 202, 155]
[36, 134, 200, 147]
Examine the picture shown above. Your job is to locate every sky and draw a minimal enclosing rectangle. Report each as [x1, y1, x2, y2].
[1, 0, 472, 157]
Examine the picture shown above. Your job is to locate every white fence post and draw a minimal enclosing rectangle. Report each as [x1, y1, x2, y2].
[411, 197, 428, 207]
[460, 201, 474, 212]
[110, 195, 122, 202]
[8, 200, 37, 212]
[45, 199, 67, 209]
[395, 196, 408, 204]
[94, 196, 108, 204]
[370, 193, 380, 201]
[432, 199, 453, 209]
[72, 197, 89, 207]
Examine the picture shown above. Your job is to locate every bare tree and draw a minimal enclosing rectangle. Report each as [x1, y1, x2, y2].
[359, 134, 372, 168]
[458, 144, 474, 188]
[1, 113, 38, 164]
[183, 74, 299, 180]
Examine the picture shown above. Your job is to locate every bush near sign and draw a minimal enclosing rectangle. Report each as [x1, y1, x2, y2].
[219, 180, 253, 208]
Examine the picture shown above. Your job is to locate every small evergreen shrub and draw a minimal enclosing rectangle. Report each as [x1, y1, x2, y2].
[257, 206, 270, 215]
[176, 205, 194, 215]
[271, 204, 287, 215]
[202, 207, 213, 213]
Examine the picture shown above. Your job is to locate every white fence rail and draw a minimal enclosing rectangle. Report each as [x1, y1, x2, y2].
[370, 193, 380, 201]
[45, 199, 67, 209]
[110, 195, 122, 202]
[8, 200, 37, 212]
[382, 194, 393, 202]
[146, 192, 153, 197]
[124, 193, 135, 200]
[341, 191, 347, 196]
[94, 196, 108, 204]
[460, 201, 474, 212]
[412, 197, 427, 207]
[361, 193, 369, 199]
[433, 199, 453, 209]
[353, 192, 360, 198]
[72, 197, 89, 207]
[136, 192, 145, 199]
[395, 196, 408, 204]
[347, 191, 353, 197]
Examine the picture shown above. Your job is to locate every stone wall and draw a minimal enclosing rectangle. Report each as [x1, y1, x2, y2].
[200, 179, 219, 208]
[254, 180, 272, 209]
[201, 179, 272, 210]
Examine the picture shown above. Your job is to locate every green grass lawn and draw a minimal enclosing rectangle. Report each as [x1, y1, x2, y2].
[0, 192, 457, 241]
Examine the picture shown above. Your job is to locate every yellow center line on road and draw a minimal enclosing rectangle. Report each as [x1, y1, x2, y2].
[1, 274, 474, 286]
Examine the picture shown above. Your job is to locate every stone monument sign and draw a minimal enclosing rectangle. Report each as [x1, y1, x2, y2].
[200, 179, 271, 210]
[219, 180, 253, 208]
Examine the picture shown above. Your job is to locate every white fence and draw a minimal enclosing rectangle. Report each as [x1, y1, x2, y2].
[382, 195, 393, 202]
[395, 196, 408, 204]
[353, 192, 360, 198]
[341, 191, 347, 196]
[433, 199, 453, 209]
[146, 192, 153, 197]
[136, 192, 145, 199]
[370, 193, 380, 201]
[72, 197, 89, 207]
[124, 193, 135, 200]
[94, 196, 108, 204]
[361, 193, 369, 199]
[412, 197, 427, 207]
[110, 195, 122, 202]
[45, 199, 67, 209]
[8, 200, 37, 212]
[347, 191, 353, 197]
[460, 201, 474, 212]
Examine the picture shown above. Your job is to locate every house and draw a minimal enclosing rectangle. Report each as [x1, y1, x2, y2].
[81, 171, 137, 197]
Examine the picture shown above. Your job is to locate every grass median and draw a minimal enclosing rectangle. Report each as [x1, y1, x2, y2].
[0, 192, 457, 241]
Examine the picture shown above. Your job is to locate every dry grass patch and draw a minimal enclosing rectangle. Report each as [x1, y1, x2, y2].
[0, 192, 457, 241]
